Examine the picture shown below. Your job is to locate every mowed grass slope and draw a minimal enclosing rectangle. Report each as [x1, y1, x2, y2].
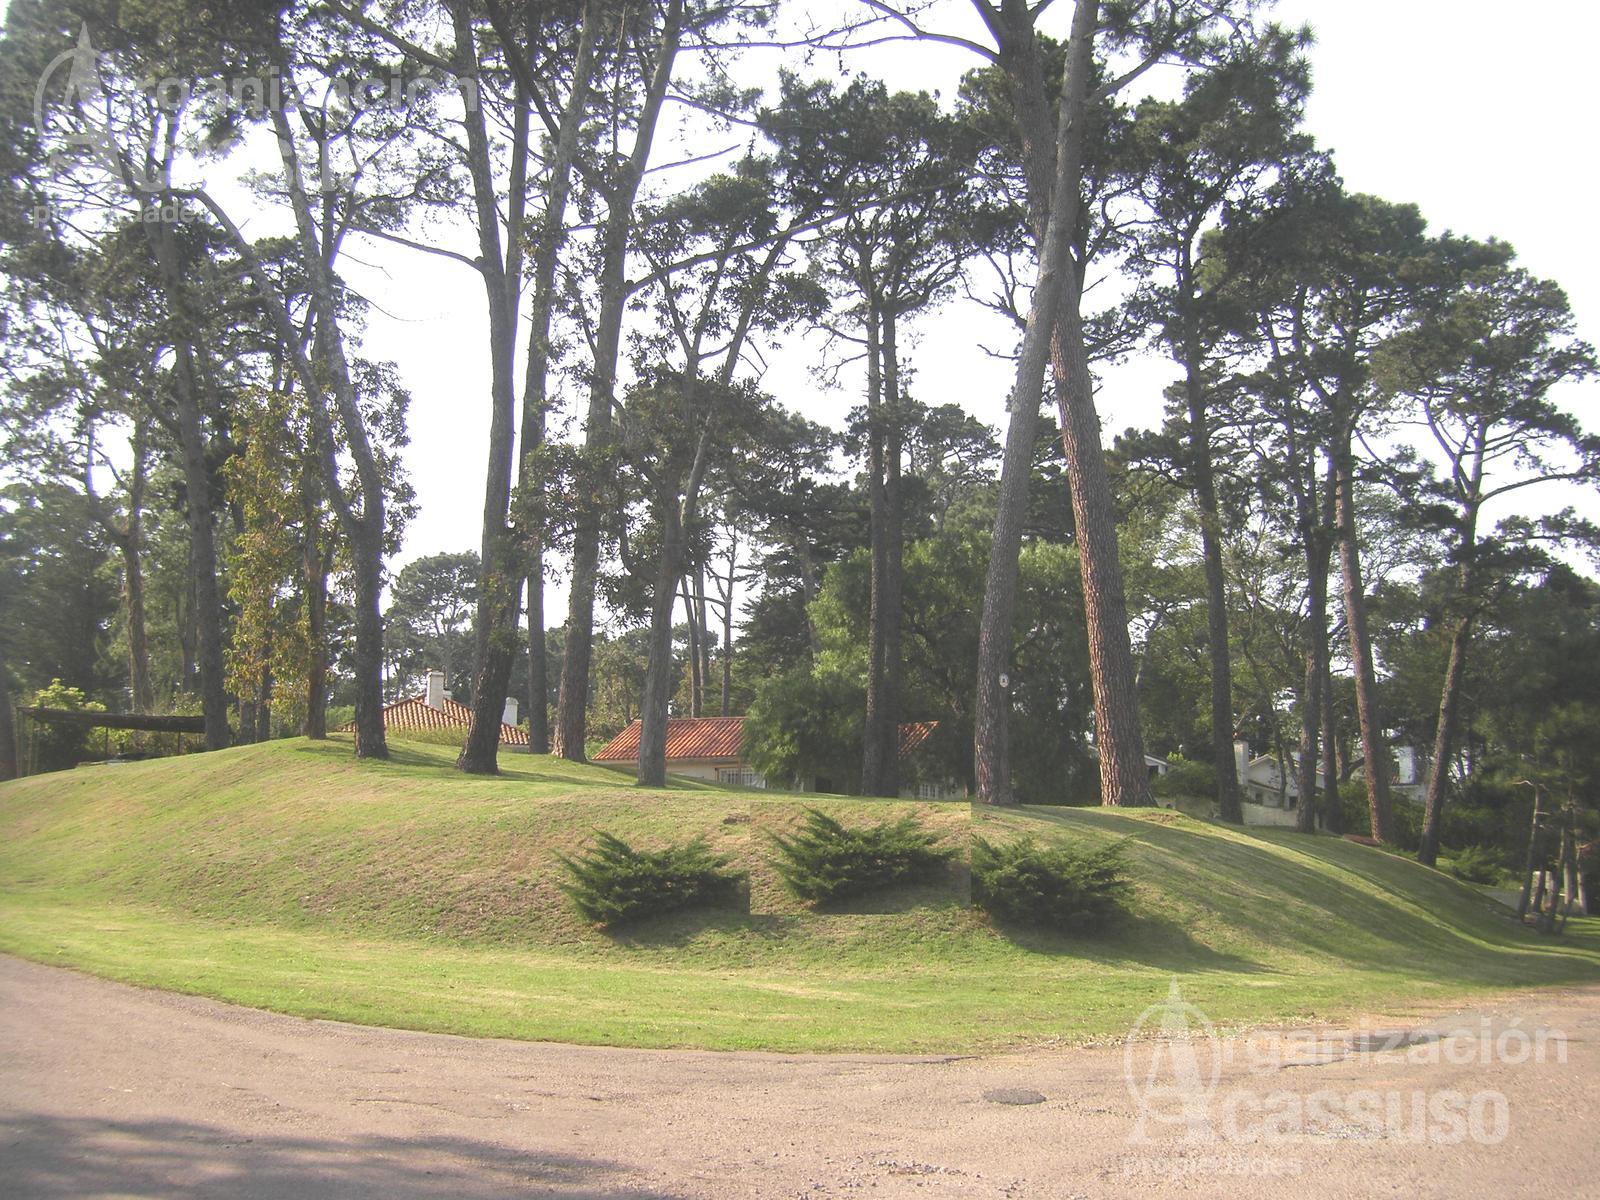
[0, 737, 1595, 1052]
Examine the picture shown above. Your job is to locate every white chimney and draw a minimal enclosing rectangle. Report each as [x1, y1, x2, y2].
[425, 670, 445, 710]
[1234, 739, 1250, 782]
[503, 696, 519, 727]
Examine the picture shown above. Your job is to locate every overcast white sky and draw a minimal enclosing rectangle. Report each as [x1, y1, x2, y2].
[9, 0, 1599, 613]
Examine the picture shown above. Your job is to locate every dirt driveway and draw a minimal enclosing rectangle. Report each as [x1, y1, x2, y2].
[1, 955, 1596, 1198]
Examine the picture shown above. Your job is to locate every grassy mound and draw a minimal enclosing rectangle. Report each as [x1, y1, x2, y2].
[0, 737, 1594, 1052]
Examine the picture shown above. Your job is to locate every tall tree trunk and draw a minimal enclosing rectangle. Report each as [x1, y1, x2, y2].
[234, 97, 392, 759]
[302, 488, 330, 739]
[1419, 612, 1472, 866]
[525, 572, 547, 753]
[638, 420, 714, 788]
[694, 565, 711, 718]
[973, 0, 1098, 805]
[518, 4, 598, 760]
[1333, 433, 1392, 841]
[0, 649, 18, 781]
[638, 512, 687, 788]
[683, 576, 703, 717]
[721, 540, 735, 716]
[121, 416, 155, 713]
[1319, 653, 1342, 834]
[141, 212, 230, 750]
[861, 301, 897, 797]
[1295, 609, 1325, 834]
[1419, 445, 1485, 867]
[1183, 353, 1240, 821]
[1293, 455, 1331, 835]
[882, 309, 905, 797]
[554, 0, 683, 760]
[458, 6, 531, 776]
[1052, 299, 1151, 806]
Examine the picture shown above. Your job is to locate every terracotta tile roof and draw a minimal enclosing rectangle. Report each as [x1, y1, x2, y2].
[897, 720, 939, 758]
[337, 694, 529, 747]
[594, 716, 940, 764]
[593, 716, 745, 763]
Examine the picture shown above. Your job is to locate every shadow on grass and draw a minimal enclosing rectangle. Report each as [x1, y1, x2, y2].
[604, 907, 799, 949]
[1007, 805, 1600, 987]
[982, 907, 1282, 976]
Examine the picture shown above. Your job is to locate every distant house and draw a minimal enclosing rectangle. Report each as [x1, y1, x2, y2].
[339, 669, 527, 746]
[1234, 739, 1424, 828]
[1086, 743, 1175, 781]
[592, 715, 965, 799]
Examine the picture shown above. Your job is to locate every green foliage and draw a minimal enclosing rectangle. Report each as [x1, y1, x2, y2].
[1153, 756, 1216, 801]
[557, 832, 747, 928]
[1446, 845, 1503, 886]
[768, 809, 954, 904]
[744, 669, 866, 794]
[788, 524, 1093, 801]
[971, 836, 1128, 933]
[23, 680, 104, 771]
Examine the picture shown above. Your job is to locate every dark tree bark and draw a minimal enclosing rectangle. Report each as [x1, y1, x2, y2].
[1319, 652, 1342, 834]
[1419, 428, 1487, 867]
[974, 0, 1096, 805]
[1419, 613, 1471, 865]
[694, 565, 712, 718]
[637, 421, 713, 788]
[302, 473, 331, 739]
[881, 309, 906, 797]
[0, 650, 18, 781]
[555, 0, 683, 761]
[973, 0, 1153, 806]
[719, 537, 736, 716]
[861, 299, 895, 797]
[683, 576, 703, 718]
[111, 416, 156, 714]
[1052, 297, 1153, 806]
[456, 0, 533, 775]
[19, 707, 206, 732]
[638, 514, 689, 787]
[518, 6, 599, 758]
[524, 570, 548, 753]
[141, 216, 230, 751]
[190, 93, 394, 759]
[1182, 354, 1241, 822]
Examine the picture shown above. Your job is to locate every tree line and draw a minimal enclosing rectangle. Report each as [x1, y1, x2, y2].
[1, 0, 1595, 870]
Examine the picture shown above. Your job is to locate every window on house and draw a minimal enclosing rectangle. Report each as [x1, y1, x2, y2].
[717, 767, 766, 789]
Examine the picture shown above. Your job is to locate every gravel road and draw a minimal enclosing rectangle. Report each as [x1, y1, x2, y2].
[2, 955, 1596, 1198]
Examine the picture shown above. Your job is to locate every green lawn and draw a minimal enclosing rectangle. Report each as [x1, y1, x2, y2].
[0, 736, 1594, 1052]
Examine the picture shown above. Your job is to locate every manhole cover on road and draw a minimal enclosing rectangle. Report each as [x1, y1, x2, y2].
[983, 1087, 1046, 1106]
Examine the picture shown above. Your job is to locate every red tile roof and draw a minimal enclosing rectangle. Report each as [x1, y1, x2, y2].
[593, 716, 745, 763]
[337, 694, 529, 747]
[593, 716, 939, 764]
[897, 720, 939, 757]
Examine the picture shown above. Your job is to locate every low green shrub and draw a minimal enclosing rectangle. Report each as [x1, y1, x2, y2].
[1153, 757, 1216, 801]
[1446, 844, 1503, 886]
[557, 833, 747, 927]
[971, 835, 1127, 933]
[768, 808, 954, 904]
